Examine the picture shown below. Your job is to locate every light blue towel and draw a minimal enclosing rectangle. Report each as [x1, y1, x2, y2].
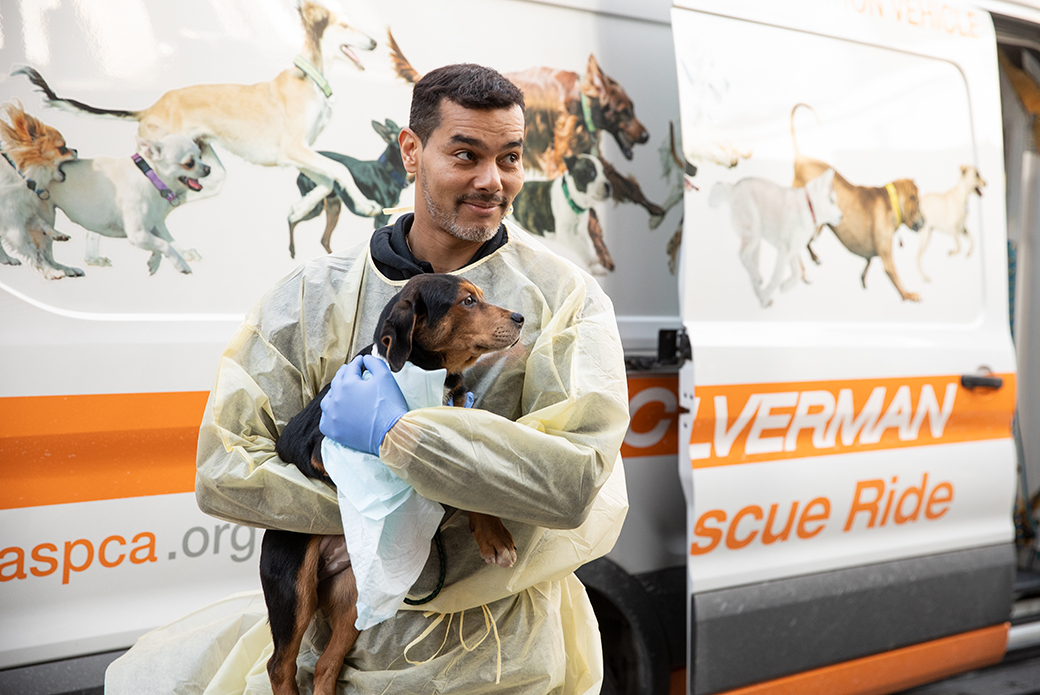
[320, 361, 447, 630]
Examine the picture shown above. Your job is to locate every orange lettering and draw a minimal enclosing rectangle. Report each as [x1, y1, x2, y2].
[130, 532, 157, 564]
[926, 483, 954, 519]
[845, 479, 885, 531]
[0, 547, 27, 582]
[692, 510, 726, 555]
[895, 474, 928, 523]
[30, 543, 58, 577]
[798, 498, 831, 539]
[726, 506, 763, 549]
[100, 536, 126, 568]
[63, 539, 94, 585]
[762, 502, 799, 544]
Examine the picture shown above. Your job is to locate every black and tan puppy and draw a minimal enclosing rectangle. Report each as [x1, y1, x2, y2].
[261, 273, 524, 695]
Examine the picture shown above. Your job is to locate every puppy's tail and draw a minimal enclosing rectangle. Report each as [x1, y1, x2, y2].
[708, 181, 731, 208]
[789, 103, 818, 158]
[12, 65, 139, 121]
[387, 30, 421, 85]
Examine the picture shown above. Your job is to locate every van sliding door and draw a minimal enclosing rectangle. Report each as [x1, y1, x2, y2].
[672, 2, 1018, 693]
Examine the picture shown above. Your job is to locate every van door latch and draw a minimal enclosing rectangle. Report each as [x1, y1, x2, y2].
[960, 374, 1004, 390]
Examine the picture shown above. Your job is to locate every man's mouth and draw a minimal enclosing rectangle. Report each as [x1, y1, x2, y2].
[180, 176, 203, 192]
[458, 196, 507, 214]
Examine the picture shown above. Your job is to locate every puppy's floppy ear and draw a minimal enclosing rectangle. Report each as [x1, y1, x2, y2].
[563, 154, 578, 173]
[380, 298, 416, 372]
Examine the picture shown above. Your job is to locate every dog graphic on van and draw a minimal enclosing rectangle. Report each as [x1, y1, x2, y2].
[0, 101, 81, 279]
[790, 103, 925, 301]
[710, 169, 842, 308]
[916, 164, 986, 282]
[386, 29, 665, 273]
[14, 1, 382, 236]
[509, 153, 613, 274]
[677, 49, 753, 169]
[289, 119, 411, 259]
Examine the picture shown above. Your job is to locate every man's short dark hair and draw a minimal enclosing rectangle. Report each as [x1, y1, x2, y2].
[409, 63, 526, 144]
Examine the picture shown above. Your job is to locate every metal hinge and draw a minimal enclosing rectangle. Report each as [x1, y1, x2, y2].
[657, 327, 692, 365]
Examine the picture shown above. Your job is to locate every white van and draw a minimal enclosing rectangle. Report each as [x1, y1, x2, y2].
[0, 1, 1038, 694]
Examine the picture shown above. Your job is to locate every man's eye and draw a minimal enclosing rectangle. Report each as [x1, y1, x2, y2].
[457, 151, 474, 161]
[504, 153, 521, 164]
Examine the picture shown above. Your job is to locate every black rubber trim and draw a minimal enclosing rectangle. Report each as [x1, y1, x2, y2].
[692, 544, 1014, 694]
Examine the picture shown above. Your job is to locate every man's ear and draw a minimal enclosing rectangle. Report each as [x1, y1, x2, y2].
[380, 299, 416, 371]
[399, 127, 421, 176]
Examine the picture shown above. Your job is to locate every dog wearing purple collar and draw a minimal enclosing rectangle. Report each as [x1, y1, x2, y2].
[46, 133, 211, 275]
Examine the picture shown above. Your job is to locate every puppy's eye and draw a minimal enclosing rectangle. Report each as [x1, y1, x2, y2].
[57, 146, 69, 154]
[462, 295, 477, 307]
[183, 158, 195, 169]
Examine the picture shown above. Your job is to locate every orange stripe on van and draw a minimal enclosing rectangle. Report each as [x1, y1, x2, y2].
[719, 624, 1002, 695]
[716, 623, 1008, 695]
[0, 392, 208, 510]
[690, 374, 1015, 469]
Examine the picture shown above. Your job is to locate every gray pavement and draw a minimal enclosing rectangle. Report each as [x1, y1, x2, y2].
[897, 649, 1040, 695]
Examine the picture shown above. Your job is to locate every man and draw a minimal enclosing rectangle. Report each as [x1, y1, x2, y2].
[109, 63, 629, 694]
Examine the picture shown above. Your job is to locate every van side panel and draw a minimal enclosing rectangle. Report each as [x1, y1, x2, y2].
[693, 544, 1013, 693]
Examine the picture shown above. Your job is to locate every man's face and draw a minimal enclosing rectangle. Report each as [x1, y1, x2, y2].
[403, 100, 525, 243]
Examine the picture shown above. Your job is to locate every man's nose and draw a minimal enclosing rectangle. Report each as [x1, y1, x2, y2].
[474, 160, 502, 192]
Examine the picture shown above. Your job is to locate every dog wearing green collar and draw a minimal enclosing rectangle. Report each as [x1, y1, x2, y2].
[509, 154, 613, 275]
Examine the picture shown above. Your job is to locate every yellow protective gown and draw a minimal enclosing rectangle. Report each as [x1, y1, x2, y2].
[106, 222, 630, 695]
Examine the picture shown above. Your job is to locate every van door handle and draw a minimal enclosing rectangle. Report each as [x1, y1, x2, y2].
[960, 374, 1004, 390]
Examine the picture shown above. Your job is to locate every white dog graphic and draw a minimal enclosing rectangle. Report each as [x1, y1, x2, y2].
[917, 164, 986, 282]
[49, 134, 211, 275]
[711, 169, 842, 307]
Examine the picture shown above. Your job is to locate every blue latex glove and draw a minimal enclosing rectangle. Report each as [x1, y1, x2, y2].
[446, 391, 475, 408]
[319, 354, 408, 456]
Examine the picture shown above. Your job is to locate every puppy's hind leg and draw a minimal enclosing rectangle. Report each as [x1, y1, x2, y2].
[261, 531, 323, 695]
[313, 564, 360, 695]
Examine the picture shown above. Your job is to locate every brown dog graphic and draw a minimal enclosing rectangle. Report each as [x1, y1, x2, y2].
[790, 103, 925, 301]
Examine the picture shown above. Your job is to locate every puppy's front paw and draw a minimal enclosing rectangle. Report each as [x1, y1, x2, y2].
[484, 543, 517, 568]
[469, 513, 517, 568]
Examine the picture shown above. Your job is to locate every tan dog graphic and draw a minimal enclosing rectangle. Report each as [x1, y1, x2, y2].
[14, 1, 381, 232]
[790, 103, 925, 301]
[917, 165, 986, 282]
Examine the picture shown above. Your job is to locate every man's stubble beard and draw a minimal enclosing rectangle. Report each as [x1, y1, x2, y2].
[420, 162, 506, 243]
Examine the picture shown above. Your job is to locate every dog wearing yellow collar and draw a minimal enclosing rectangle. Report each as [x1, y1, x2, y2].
[790, 103, 925, 302]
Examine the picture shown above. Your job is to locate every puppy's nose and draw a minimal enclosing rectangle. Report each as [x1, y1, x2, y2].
[511, 312, 524, 325]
